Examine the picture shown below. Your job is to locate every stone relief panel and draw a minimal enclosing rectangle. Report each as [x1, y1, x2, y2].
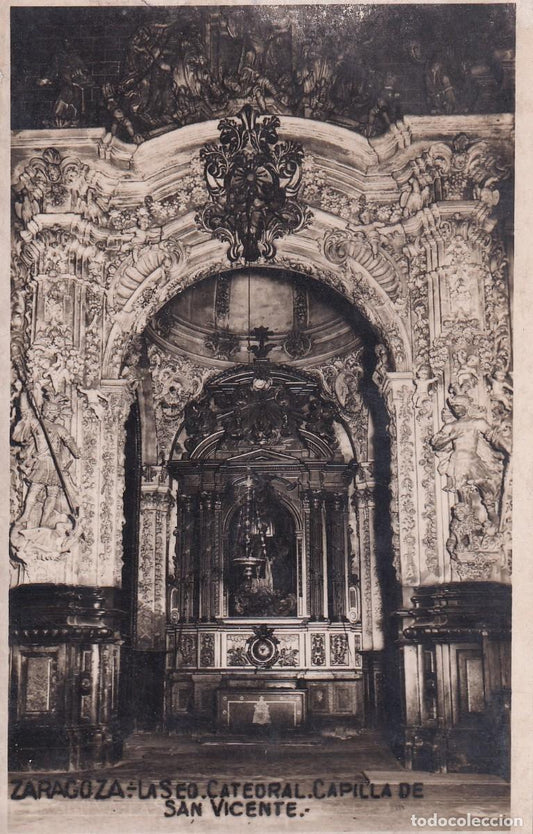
[226, 634, 250, 668]
[148, 344, 216, 460]
[13, 7, 514, 139]
[419, 219, 512, 582]
[10, 147, 140, 587]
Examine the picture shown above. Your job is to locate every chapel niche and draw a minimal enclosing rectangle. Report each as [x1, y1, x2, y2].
[227, 479, 297, 618]
[140, 267, 396, 737]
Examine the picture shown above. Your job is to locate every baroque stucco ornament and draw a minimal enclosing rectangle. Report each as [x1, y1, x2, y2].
[10, 115, 513, 595]
[196, 106, 312, 262]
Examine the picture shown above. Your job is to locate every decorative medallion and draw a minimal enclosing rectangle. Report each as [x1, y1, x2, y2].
[245, 625, 280, 668]
[196, 105, 312, 263]
[283, 330, 312, 359]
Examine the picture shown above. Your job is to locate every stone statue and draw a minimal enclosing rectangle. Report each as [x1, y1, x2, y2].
[430, 395, 509, 525]
[12, 393, 80, 529]
[11, 514, 78, 563]
[413, 364, 438, 409]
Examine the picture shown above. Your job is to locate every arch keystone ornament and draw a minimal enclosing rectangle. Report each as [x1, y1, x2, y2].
[195, 105, 313, 262]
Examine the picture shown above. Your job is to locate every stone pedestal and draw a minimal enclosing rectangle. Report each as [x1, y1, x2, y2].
[9, 585, 125, 770]
[400, 583, 511, 775]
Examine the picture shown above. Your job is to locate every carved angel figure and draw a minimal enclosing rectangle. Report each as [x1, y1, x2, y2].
[78, 388, 110, 421]
[453, 349, 480, 393]
[400, 176, 431, 217]
[488, 370, 513, 412]
[413, 364, 438, 409]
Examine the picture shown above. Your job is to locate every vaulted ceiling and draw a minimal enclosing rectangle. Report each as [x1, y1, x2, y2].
[146, 267, 367, 368]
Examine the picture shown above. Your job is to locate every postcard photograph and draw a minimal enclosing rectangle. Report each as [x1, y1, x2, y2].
[7, 3, 522, 832]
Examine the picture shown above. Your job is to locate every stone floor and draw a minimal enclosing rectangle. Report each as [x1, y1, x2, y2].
[8, 731, 511, 834]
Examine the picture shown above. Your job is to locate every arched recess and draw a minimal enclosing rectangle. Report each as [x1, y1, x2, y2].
[129, 263, 413, 613]
[101, 221, 413, 382]
[144, 342, 401, 737]
[224, 492, 299, 619]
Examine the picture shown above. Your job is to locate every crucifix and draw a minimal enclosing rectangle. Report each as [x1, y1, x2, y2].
[249, 326, 276, 360]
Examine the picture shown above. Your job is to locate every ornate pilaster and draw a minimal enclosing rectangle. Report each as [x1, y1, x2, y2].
[387, 373, 419, 587]
[353, 481, 384, 652]
[136, 479, 172, 650]
[212, 493, 224, 618]
[405, 245, 441, 581]
[423, 221, 513, 584]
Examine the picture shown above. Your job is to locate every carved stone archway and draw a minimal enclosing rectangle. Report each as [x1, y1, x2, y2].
[10, 112, 513, 773]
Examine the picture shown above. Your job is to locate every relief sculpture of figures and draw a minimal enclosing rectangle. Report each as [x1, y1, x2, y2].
[37, 38, 92, 128]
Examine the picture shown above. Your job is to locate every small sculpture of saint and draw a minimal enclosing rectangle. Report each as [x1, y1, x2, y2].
[252, 696, 271, 725]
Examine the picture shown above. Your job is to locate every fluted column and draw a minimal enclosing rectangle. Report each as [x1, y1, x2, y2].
[199, 492, 216, 621]
[211, 493, 223, 617]
[325, 492, 348, 621]
[176, 493, 199, 622]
